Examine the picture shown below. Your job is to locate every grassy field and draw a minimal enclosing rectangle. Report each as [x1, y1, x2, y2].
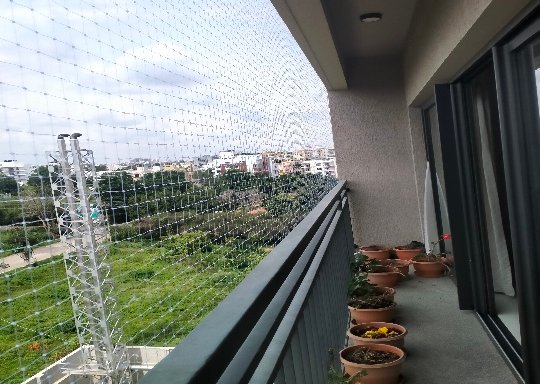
[0, 226, 57, 258]
[0, 237, 268, 384]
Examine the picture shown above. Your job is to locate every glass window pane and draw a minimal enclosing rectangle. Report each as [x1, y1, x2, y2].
[469, 64, 519, 344]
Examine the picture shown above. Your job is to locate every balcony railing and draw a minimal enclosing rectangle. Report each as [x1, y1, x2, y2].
[141, 180, 353, 383]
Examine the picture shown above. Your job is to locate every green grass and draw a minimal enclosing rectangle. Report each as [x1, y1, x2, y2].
[0, 226, 59, 258]
[0, 236, 268, 384]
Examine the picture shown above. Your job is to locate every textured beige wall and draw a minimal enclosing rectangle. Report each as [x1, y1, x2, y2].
[328, 0, 532, 247]
[329, 56, 423, 247]
[404, 0, 530, 105]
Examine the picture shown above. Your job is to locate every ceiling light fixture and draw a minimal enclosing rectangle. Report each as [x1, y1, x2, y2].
[359, 12, 383, 23]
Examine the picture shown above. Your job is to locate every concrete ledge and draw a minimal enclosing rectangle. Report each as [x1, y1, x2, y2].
[22, 346, 173, 384]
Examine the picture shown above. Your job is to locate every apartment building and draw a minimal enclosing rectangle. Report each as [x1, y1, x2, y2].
[0, 160, 28, 183]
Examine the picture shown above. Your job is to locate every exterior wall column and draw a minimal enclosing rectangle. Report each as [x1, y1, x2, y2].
[329, 56, 423, 246]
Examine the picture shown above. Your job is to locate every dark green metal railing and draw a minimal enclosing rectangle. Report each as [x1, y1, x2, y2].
[142, 181, 353, 384]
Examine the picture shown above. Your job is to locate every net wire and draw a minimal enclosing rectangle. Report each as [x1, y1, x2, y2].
[0, 0, 337, 382]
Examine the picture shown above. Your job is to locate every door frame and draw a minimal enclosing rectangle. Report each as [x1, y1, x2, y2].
[492, 22, 540, 384]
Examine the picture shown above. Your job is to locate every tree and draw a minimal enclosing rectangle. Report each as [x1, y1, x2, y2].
[95, 164, 107, 172]
[26, 165, 52, 195]
[20, 186, 57, 235]
[0, 173, 18, 195]
[0, 199, 22, 225]
[98, 172, 135, 224]
[138, 171, 187, 192]
[218, 188, 261, 210]
[192, 169, 214, 187]
[219, 170, 255, 190]
[264, 192, 297, 217]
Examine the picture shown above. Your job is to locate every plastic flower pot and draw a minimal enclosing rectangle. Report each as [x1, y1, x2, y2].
[347, 322, 407, 349]
[360, 246, 391, 260]
[340, 344, 405, 384]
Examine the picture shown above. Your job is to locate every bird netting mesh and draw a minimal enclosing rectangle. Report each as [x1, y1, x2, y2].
[0, 0, 336, 382]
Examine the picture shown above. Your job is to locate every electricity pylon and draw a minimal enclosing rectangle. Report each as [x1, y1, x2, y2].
[49, 133, 131, 383]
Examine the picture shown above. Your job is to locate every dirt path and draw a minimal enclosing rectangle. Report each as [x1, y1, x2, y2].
[0, 242, 70, 272]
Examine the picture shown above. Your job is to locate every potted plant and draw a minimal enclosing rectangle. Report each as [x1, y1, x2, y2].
[347, 322, 407, 349]
[353, 253, 402, 288]
[366, 265, 401, 288]
[359, 245, 391, 260]
[348, 296, 396, 324]
[412, 234, 451, 277]
[340, 344, 405, 384]
[348, 273, 397, 323]
[379, 259, 411, 280]
[393, 240, 424, 261]
[328, 366, 367, 384]
[349, 273, 396, 302]
[348, 255, 397, 324]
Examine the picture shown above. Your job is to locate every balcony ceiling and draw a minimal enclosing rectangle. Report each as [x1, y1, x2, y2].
[272, 0, 417, 90]
[322, 0, 418, 59]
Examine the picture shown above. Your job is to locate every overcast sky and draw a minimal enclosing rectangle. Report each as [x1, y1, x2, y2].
[0, 0, 333, 166]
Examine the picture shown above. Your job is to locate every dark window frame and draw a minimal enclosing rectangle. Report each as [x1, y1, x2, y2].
[427, 14, 540, 383]
[453, 59, 524, 373]
[491, 22, 540, 384]
[429, 58, 527, 382]
[421, 104, 446, 253]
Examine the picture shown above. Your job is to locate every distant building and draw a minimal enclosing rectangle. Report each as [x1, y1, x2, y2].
[262, 155, 279, 178]
[192, 155, 215, 167]
[293, 148, 335, 161]
[220, 161, 247, 175]
[209, 151, 264, 177]
[128, 164, 150, 180]
[276, 160, 303, 176]
[218, 150, 235, 160]
[301, 158, 337, 177]
[0, 160, 28, 183]
[162, 162, 180, 172]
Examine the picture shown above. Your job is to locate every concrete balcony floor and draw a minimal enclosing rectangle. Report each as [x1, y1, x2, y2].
[390, 275, 519, 383]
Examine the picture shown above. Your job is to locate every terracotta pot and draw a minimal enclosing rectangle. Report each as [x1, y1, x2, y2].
[367, 269, 401, 288]
[393, 247, 423, 261]
[412, 260, 446, 277]
[347, 322, 407, 349]
[380, 260, 410, 280]
[373, 287, 396, 302]
[348, 302, 396, 323]
[360, 246, 391, 260]
[340, 344, 405, 384]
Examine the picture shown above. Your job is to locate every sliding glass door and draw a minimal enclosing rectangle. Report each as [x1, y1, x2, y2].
[492, 23, 540, 383]
[427, 10, 540, 384]
[466, 63, 520, 344]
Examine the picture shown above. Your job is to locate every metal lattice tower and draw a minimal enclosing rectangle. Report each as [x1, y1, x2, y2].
[48, 133, 131, 383]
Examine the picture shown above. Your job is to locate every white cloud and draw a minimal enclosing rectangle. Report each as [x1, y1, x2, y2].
[0, 0, 333, 165]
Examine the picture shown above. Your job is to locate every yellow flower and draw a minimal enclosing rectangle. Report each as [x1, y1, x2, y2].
[363, 330, 378, 338]
[378, 326, 388, 334]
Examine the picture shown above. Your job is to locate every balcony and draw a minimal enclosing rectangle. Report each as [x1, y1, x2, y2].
[2, 0, 539, 383]
[138, 182, 518, 383]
